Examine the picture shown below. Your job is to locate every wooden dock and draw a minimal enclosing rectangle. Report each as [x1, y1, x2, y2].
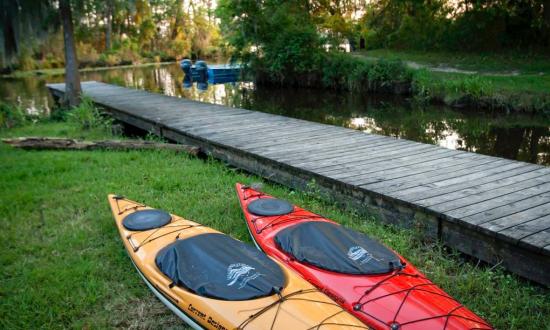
[48, 81, 550, 286]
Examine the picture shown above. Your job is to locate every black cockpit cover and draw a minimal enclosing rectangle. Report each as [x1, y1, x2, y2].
[275, 222, 402, 275]
[155, 233, 285, 300]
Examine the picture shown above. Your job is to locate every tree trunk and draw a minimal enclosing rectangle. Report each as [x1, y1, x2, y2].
[105, 0, 113, 50]
[59, 0, 81, 107]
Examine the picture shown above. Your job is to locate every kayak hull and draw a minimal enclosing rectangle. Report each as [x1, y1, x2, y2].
[235, 184, 493, 330]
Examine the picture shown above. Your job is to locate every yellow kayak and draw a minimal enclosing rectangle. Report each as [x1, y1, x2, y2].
[108, 195, 368, 330]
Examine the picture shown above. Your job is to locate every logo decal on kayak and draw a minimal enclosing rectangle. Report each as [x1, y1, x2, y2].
[347, 246, 381, 264]
[227, 263, 263, 289]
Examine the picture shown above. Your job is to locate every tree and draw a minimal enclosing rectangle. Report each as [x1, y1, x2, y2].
[105, 0, 113, 50]
[59, 0, 82, 107]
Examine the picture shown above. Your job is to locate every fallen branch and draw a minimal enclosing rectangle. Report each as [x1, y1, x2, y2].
[2, 137, 200, 156]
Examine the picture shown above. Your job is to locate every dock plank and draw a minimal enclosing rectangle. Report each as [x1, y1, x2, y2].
[443, 182, 550, 219]
[425, 177, 550, 211]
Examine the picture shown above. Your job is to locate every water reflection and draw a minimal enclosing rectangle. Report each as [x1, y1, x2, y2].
[0, 63, 549, 165]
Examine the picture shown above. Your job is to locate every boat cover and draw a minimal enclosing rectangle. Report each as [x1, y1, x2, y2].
[123, 209, 171, 231]
[247, 198, 294, 216]
[275, 222, 402, 275]
[156, 233, 285, 300]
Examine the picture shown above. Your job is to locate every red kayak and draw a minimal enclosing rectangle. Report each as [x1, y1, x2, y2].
[235, 183, 492, 330]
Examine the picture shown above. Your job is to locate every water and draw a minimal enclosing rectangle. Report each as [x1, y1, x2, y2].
[1, 63, 549, 165]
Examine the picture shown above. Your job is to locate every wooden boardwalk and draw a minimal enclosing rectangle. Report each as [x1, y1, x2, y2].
[48, 81, 550, 286]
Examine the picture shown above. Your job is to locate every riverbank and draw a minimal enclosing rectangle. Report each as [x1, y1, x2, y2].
[355, 50, 550, 114]
[1, 110, 549, 328]
[253, 51, 550, 114]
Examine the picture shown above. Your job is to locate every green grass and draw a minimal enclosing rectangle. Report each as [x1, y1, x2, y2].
[353, 49, 550, 113]
[1, 121, 549, 329]
[358, 49, 550, 74]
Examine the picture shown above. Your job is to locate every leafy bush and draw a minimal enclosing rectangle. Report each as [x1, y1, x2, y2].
[320, 53, 412, 92]
[98, 53, 121, 67]
[17, 47, 36, 71]
[0, 101, 27, 129]
[77, 42, 100, 67]
[66, 97, 112, 130]
[367, 59, 412, 89]
[119, 48, 141, 64]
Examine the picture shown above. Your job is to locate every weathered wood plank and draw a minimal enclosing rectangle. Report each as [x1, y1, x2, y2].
[480, 203, 550, 235]
[425, 177, 550, 212]
[392, 162, 540, 201]
[442, 182, 550, 219]
[298, 143, 437, 173]
[462, 190, 550, 225]
[381, 161, 542, 197]
[239, 129, 360, 152]
[321, 147, 455, 180]
[259, 133, 394, 160]
[519, 229, 550, 253]
[498, 214, 550, 242]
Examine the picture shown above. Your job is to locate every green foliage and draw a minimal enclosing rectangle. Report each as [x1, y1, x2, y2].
[17, 47, 36, 71]
[3, 0, 223, 72]
[0, 101, 27, 129]
[66, 97, 112, 131]
[217, 1, 413, 91]
[320, 54, 413, 91]
[218, 0, 323, 80]
[361, 0, 550, 52]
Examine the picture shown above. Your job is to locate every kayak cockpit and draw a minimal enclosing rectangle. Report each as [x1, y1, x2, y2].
[155, 233, 285, 300]
[275, 222, 403, 275]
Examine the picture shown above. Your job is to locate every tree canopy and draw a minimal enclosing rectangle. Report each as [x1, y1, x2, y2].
[1, 0, 223, 71]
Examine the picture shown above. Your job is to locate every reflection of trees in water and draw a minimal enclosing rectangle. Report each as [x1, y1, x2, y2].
[457, 124, 550, 165]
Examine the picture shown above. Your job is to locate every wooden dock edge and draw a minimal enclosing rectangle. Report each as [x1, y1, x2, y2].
[48, 85, 550, 286]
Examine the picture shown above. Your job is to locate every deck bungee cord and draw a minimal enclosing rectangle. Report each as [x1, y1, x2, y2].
[237, 288, 370, 330]
[352, 271, 491, 329]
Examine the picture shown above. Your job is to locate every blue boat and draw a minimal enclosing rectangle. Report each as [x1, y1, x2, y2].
[180, 59, 241, 83]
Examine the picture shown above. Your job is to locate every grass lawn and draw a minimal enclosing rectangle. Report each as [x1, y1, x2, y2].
[353, 49, 550, 113]
[358, 49, 550, 74]
[1, 121, 549, 329]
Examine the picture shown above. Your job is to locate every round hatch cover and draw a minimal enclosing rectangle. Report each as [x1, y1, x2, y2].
[247, 198, 294, 216]
[123, 209, 172, 231]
